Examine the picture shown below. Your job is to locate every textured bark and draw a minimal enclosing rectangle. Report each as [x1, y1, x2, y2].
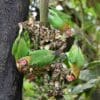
[0, 0, 29, 100]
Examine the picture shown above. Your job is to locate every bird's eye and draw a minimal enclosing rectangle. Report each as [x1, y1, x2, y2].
[49, 11, 55, 16]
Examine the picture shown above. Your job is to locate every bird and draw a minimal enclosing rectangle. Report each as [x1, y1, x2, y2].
[65, 43, 85, 81]
[29, 3, 75, 37]
[12, 23, 31, 60]
[16, 49, 65, 73]
[48, 8, 75, 37]
[48, 8, 75, 52]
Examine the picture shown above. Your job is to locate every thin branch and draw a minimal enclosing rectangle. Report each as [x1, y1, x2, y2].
[40, 0, 49, 26]
[79, 0, 85, 30]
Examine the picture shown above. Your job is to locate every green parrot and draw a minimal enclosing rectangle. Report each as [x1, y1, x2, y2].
[12, 30, 31, 60]
[16, 49, 62, 72]
[48, 8, 75, 37]
[28, 50, 57, 66]
[65, 43, 85, 81]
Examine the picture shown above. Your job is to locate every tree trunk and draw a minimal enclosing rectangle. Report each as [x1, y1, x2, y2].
[0, 0, 29, 100]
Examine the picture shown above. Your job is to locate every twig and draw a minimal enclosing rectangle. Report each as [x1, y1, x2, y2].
[40, 0, 49, 26]
[79, 0, 85, 30]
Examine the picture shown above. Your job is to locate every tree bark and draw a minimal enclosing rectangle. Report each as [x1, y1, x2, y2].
[0, 0, 29, 100]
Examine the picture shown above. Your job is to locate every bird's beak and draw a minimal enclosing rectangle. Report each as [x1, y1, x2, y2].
[16, 57, 30, 74]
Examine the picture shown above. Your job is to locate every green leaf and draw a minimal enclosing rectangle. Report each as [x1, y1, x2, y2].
[95, 3, 100, 18]
[85, 7, 97, 17]
[64, 93, 74, 100]
[79, 67, 100, 81]
[29, 50, 55, 67]
[23, 80, 34, 97]
[96, 31, 100, 43]
[71, 79, 99, 94]
[79, 70, 95, 81]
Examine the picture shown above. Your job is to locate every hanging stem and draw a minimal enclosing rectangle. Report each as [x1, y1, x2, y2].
[40, 0, 49, 26]
[79, 0, 85, 30]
